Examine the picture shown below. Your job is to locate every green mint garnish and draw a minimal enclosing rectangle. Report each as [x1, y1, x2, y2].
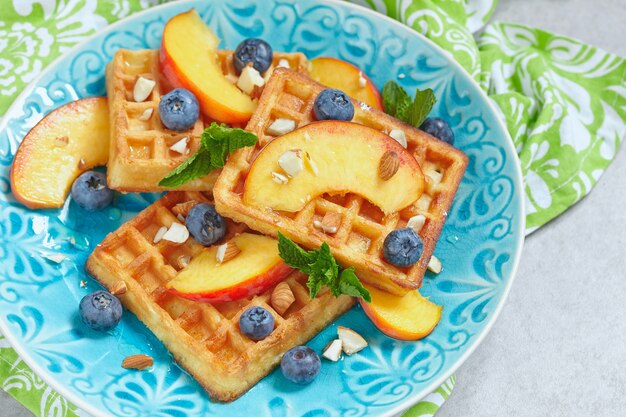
[382, 81, 436, 128]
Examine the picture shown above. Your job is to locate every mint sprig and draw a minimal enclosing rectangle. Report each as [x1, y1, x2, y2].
[277, 232, 371, 303]
[159, 123, 257, 187]
[382, 81, 436, 128]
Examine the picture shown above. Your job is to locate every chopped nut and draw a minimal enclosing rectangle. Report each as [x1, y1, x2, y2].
[224, 73, 239, 84]
[169, 137, 189, 154]
[176, 214, 185, 222]
[389, 129, 407, 148]
[172, 200, 199, 218]
[303, 151, 318, 176]
[322, 339, 343, 362]
[378, 150, 400, 181]
[358, 71, 367, 88]
[278, 149, 304, 177]
[177, 255, 191, 269]
[78, 158, 88, 170]
[54, 136, 69, 147]
[337, 326, 368, 355]
[267, 118, 296, 136]
[110, 281, 127, 296]
[137, 108, 153, 121]
[271, 171, 289, 184]
[237, 65, 265, 95]
[216, 241, 241, 264]
[427, 255, 443, 274]
[407, 214, 426, 232]
[428, 170, 443, 184]
[133, 76, 156, 102]
[40, 253, 66, 263]
[271, 281, 295, 315]
[316, 212, 341, 234]
[80, 280, 87, 288]
[153, 226, 168, 244]
[122, 354, 153, 370]
[277, 59, 290, 69]
[161, 222, 189, 244]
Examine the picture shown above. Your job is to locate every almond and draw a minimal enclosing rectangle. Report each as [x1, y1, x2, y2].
[271, 281, 295, 315]
[110, 281, 127, 296]
[169, 137, 189, 154]
[337, 326, 368, 355]
[277, 59, 290, 69]
[172, 200, 199, 218]
[315, 212, 341, 234]
[389, 129, 407, 148]
[237, 65, 265, 95]
[153, 226, 168, 244]
[78, 158, 88, 170]
[177, 255, 191, 269]
[133, 76, 156, 102]
[54, 136, 69, 147]
[161, 222, 189, 244]
[278, 149, 303, 177]
[216, 241, 241, 264]
[137, 108, 153, 121]
[378, 150, 400, 181]
[358, 71, 367, 88]
[322, 339, 343, 362]
[122, 354, 153, 370]
[427, 255, 443, 274]
[271, 171, 289, 184]
[267, 118, 296, 136]
[407, 214, 426, 232]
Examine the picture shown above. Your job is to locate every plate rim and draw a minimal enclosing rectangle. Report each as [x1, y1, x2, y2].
[0, 0, 526, 415]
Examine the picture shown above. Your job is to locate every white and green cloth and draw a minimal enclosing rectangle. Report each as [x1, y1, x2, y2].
[0, 0, 624, 416]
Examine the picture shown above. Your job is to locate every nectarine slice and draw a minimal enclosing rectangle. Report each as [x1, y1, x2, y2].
[309, 57, 383, 110]
[160, 9, 257, 124]
[11, 97, 109, 209]
[243, 121, 424, 215]
[167, 233, 294, 303]
[360, 284, 442, 340]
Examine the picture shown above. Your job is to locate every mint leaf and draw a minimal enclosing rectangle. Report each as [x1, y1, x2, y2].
[277, 232, 314, 272]
[159, 123, 257, 187]
[338, 267, 372, 303]
[382, 81, 436, 129]
[158, 148, 211, 187]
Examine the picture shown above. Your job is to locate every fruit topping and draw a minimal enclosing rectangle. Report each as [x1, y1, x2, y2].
[159, 88, 199, 131]
[71, 171, 113, 211]
[79, 290, 123, 331]
[420, 117, 455, 145]
[239, 306, 275, 341]
[233, 38, 273, 75]
[281, 346, 321, 384]
[185, 203, 227, 246]
[313, 88, 354, 121]
[382, 227, 423, 268]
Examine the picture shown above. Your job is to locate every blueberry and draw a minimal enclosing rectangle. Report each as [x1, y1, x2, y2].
[239, 306, 275, 341]
[281, 346, 321, 385]
[79, 290, 122, 331]
[383, 228, 424, 268]
[159, 88, 199, 131]
[313, 88, 354, 121]
[234, 38, 273, 75]
[71, 171, 113, 211]
[185, 203, 227, 246]
[420, 117, 455, 145]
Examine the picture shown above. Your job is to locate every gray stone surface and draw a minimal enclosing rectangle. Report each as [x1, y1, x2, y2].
[1, 1, 624, 416]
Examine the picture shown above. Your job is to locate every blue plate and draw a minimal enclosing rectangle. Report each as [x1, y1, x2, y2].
[0, 1, 524, 415]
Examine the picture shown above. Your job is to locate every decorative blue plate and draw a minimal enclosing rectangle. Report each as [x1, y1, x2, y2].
[0, 1, 524, 416]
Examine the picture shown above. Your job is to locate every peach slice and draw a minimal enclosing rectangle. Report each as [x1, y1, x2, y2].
[160, 9, 257, 124]
[11, 97, 109, 209]
[360, 284, 442, 340]
[309, 57, 383, 111]
[167, 233, 294, 303]
[243, 121, 424, 215]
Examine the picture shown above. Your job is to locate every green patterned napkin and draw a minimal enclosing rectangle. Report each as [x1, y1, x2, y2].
[1, 1, 625, 416]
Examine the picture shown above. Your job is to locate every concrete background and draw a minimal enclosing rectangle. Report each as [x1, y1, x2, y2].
[2, 0, 625, 415]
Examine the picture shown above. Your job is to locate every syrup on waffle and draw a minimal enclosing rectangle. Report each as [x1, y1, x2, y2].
[214, 68, 468, 295]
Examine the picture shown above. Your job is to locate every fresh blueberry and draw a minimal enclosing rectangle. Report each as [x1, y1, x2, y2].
[313, 88, 354, 121]
[281, 346, 321, 385]
[159, 88, 199, 131]
[79, 290, 123, 331]
[383, 227, 424, 268]
[71, 171, 113, 211]
[420, 117, 455, 145]
[234, 38, 273, 75]
[185, 203, 227, 246]
[239, 306, 275, 341]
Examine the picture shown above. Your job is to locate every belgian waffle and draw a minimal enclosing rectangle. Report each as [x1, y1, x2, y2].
[214, 69, 468, 295]
[85, 191, 354, 402]
[105, 49, 308, 192]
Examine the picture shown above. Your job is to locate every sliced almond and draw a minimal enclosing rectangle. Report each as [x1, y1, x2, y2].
[54, 136, 69, 147]
[161, 222, 189, 244]
[153, 226, 168, 244]
[303, 151, 318, 176]
[40, 253, 66, 263]
[267, 118, 296, 136]
[427, 255, 443, 274]
[78, 158, 88, 170]
[337, 326, 368, 355]
[389, 129, 407, 148]
[322, 339, 343, 362]
[270, 281, 295, 315]
[278, 149, 303, 177]
[271, 171, 289, 184]
[216, 241, 241, 264]
[110, 281, 127, 296]
[169, 137, 189, 154]
[378, 150, 400, 181]
[172, 200, 199, 218]
[277, 59, 290, 69]
[133, 76, 156, 102]
[177, 255, 191, 269]
[237, 65, 265, 95]
[358, 71, 367, 88]
[122, 354, 153, 370]
[137, 108, 153, 121]
[314, 212, 341, 234]
[407, 214, 426, 232]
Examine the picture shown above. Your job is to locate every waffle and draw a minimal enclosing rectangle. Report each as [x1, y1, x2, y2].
[85, 191, 354, 402]
[214, 69, 468, 295]
[105, 49, 308, 192]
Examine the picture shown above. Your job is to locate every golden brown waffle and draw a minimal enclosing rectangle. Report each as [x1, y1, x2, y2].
[214, 68, 468, 295]
[105, 49, 308, 192]
[85, 191, 354, 402]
